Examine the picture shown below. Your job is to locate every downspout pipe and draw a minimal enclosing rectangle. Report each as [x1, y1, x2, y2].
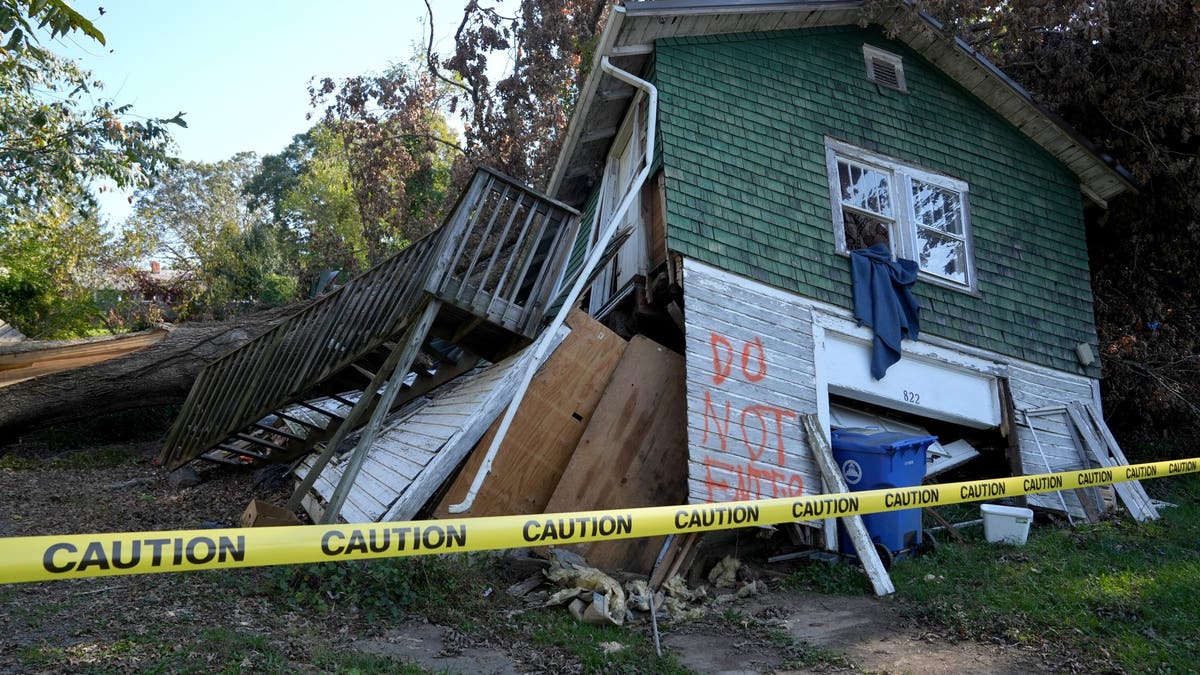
[448, 57, 657, 513]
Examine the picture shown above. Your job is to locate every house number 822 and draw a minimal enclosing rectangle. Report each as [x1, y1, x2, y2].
[903, 390, 921, 405]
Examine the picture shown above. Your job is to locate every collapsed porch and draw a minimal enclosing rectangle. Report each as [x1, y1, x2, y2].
[160, 167, 581, 480]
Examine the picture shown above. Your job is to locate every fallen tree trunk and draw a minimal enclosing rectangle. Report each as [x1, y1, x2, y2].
[0, 303, 308, 442]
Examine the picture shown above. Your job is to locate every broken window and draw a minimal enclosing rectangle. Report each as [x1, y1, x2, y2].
[826, 139, 976, 291]
[588, 93, 650, 316]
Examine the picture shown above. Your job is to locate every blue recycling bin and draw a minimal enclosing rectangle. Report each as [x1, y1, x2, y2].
[831, 428, 937, 558]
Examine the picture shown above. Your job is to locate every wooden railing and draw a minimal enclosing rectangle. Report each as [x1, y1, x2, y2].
[427, 167, 579, 336]
[159, 168, 578, 470]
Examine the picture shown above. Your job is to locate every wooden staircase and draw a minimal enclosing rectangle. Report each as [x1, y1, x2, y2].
[159, 167, 580, 471]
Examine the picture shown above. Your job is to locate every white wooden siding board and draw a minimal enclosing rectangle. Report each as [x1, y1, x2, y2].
[1025, 416, 1075, 437]
[684, 414, 811, 466]
[333, 463, 394, 513]
[618, 18, 646, 46]
[372, 437, 440, 466]
[683, 319, 815, 365]
[683, 326, 814, 368]
[688, 455, 821, 489]
[685, 292, 814, 335]
[391, 420, 466, 440]
[1015, 405, 1090, 520]
[296, 328, 567, 523]
[656, 16, 687, 39]
[362, 449, 428, 483]
[1066, 402, 1157, 520]
[684, 358, 820, 401]
[1015, 382, 1086, 405]
[339, 498, 375, 524]
[684, 385, 814, 445]
[684, 259, 819, 505]
[700, 16, 724, 35]
[345, 490, 383, 523]
[409, 408, 488, 424]
[372, 444, 436, 479]
[1010, 364, 1095, 393]
[310, 465, 338, 494]
[759, 12, 786, 31]
[312, 471, 342, 507]
[370, 434, 440, 461]
[383, 416, 464, 437]
[353, 457, 413, 495]
[373, 430, 447, 455]
[381, 326, 569, 520]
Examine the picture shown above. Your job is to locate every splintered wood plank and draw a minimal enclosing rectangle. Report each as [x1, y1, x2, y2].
[802, 415, 894, 597]
[433, 310, 627, 518]
[542, 336, 688, 574]
[1067, 402, 1158, 521]
[0, 328, 168, 386]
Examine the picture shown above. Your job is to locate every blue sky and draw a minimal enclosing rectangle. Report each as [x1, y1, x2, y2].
[55, 0, 511, 222]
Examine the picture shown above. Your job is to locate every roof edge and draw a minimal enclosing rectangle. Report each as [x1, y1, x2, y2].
[550, 1, 1136, 205]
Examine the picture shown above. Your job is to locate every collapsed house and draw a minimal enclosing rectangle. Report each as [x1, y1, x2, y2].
[159, 1, 1159, 579]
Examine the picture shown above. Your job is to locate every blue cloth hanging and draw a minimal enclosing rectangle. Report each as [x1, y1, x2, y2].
[849, 243, 920, 380]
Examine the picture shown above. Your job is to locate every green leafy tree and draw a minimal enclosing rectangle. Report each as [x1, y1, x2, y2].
[128, 153, 295, 314]
[0, 0, 182, 337]
[0, 189, 111, 337]
[0, 1, 183, 214]
[310, 64, 460, 265]
[244, 128, 317, 231]
[306, 1, 606, 262]
[278, 125, 370, 289]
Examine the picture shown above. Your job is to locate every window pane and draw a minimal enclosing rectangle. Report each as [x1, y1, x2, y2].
[917, 228, 968, 284]
[911, 179, 963, 235]
[843, 210, 890, 251]
[838, 160, 892, 218]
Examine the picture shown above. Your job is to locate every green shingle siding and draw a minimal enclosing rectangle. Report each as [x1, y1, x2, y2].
[655, 26, 1099, 376]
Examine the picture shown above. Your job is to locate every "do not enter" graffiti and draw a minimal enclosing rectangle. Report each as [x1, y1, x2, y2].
[700, 332, 805, 503]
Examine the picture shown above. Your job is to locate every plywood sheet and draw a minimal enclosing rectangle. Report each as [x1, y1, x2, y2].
[433, 310, 626, 517]
[543, 335, 688, 574]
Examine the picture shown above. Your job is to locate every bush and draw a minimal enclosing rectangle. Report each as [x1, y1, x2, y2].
[258, 273, 298, 307]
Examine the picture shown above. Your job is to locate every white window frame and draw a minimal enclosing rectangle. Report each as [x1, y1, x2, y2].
[825, 138, 977, 292]
[588, 92, 649, 315]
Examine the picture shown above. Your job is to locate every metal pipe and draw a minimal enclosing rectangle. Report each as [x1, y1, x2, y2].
[448, 57, 658, 513]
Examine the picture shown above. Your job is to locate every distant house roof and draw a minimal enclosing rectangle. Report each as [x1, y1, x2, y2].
[549, 0, 1135, 207]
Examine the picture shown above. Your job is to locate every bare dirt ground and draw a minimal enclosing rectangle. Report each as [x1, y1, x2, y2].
[0, 440, 1054, 674]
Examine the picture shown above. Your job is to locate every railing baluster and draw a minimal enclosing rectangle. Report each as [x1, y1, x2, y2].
[485, 193, 540, 320]
[456, 182, 510, 307]
[476, 188, 526, 297]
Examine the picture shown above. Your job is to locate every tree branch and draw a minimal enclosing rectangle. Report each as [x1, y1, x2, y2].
[423, 0, 471, 96]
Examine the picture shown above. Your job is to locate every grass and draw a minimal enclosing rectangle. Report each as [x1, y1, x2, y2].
[270, 554, 688, 673]
[518, 609, 689, 674]
[266, 554, 485, 623]
[886, 475, 1200, 673]
[18, 628, 290, 674]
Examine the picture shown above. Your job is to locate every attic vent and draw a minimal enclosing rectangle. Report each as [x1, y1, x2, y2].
[863, 45, 907, 93]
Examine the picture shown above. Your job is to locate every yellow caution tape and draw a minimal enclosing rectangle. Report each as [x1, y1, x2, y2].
[1, 458, 1196, 584]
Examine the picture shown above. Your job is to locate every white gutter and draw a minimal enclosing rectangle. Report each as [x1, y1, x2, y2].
[448, 56, 657, 513]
